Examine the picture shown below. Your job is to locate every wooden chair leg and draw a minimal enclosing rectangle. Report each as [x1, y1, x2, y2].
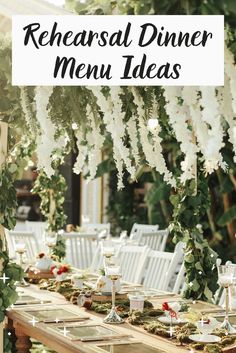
[14, 325, 32, 353]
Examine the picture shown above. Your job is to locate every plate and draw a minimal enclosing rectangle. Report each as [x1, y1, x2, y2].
[23, 307, 89, 323]
[189, 334, 221, 343]
[89, 342, 167, 353]
[158, 316, 188, 325]
[51, 324, 122, 341]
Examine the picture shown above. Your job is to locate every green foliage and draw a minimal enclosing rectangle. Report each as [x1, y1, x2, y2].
[52, 235, 66, 261]
[0, 242, 24, 321]
[4, 329, 12, 353]
[32, 170, 67, 260]
[0, 140, 33, 334]
[170, 178, 218, 301]
[32, 170, 67, 233]
[218, 205, 236, 226]
[107, 170, 147, 235]
[0, 167, 17, 230]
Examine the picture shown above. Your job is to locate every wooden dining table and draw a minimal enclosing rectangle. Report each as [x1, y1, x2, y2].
[5, 285, 236, 353]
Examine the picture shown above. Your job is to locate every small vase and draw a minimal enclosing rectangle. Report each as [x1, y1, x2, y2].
[96, 275, 121, 294]
[35, 257, 53, 271]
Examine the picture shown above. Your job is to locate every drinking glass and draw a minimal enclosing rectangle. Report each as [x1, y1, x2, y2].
[217, 264, 236, 333]
[15, 242, 29, 287]
[103, 262, 124, 324]
[101, 240, 115, 267]
[45, 233, 57, 255]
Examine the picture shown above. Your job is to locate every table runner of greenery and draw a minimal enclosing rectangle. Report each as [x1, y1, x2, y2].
[35, 279, 236, 353]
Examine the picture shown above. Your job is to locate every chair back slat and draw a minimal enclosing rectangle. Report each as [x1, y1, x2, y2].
[143, 243, 184, 291]
[130, 223, 159, 241]
[139, 229, 169, 251]
[63, 232, 98, 269]
[117, 245, 149, 283]
[26, 221, 47, 243]
[8, 230, 40, 262]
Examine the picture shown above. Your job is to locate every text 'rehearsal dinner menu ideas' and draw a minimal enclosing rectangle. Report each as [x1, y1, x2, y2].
[12, 15, 224, 86]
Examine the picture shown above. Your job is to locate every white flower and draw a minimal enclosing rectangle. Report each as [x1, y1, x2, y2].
[35, 86, 67, 177]
[132, 88, 176, 187]
[164, 87, 198, 184]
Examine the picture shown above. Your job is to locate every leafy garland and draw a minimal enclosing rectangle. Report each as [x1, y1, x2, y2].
[0, 138, 35, 351]
[170, 177, 219, 301]
[32, 170, 67, 260]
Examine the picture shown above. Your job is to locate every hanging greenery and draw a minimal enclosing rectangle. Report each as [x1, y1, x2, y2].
[32, 170, 67, 260]
[0, 138, 34, 351]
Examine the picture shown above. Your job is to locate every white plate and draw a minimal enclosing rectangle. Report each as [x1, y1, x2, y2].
[158, 316, 188, 325]
[189, 334, 221, 343]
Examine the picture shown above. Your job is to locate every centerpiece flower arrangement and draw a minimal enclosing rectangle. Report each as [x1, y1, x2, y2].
[162, 302, 180, 319]
[35, 252, 54, 271]
[50, 264, 71, 281]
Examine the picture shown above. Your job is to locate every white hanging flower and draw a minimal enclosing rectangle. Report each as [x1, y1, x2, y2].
[132, 88, 176, 187]
[199, 86, 226, 173]
[85, 104, 105, 181]
[89, 87, 126, 188]
[109, 87, 136, 180]
[126, 115, 140, 166]
[35, 86, 67, 177]
[163, 87, 198, 183]
[225, 46, 236, 114]
[73, 128, 88, 175]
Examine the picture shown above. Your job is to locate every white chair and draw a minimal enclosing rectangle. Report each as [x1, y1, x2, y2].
[141, 243, 184, 291]
[117, 245, 149, 283]
[63, 232, 98, 269]
[85, 223, 111, 238]
[130, 223, 159, 240]
[138, 229, 169, 251]
[26, 221, 47, 243]
[173, 262, 186, 294]
[7, 230, 40, 262]
[90, 243, 104, 273]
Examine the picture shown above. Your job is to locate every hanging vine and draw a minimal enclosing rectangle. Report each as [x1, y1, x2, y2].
[32, 170, 68, 260]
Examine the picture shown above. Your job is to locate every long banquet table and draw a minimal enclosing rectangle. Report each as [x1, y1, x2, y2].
[5, 285, 236, 353]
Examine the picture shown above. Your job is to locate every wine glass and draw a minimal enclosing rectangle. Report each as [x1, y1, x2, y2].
[101, 240, 115, 266]
[45, 233, 57, 255]
[15, 242, 29, 287]
[103, 261, 124, 324]
[217, 264, 236, 333]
